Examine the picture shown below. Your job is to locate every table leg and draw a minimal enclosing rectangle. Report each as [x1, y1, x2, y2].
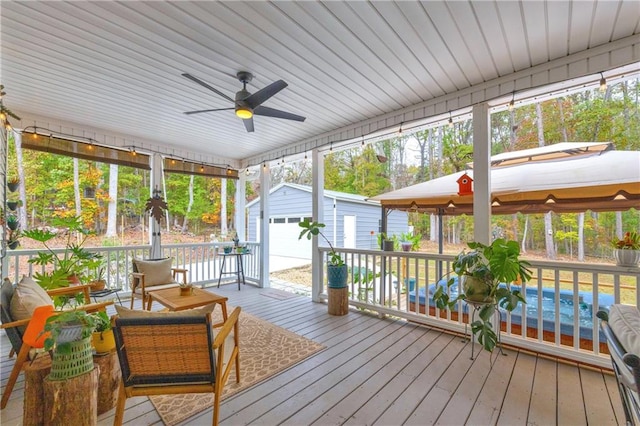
[217, 256, 226, 288]
[212, 301, 229, 328]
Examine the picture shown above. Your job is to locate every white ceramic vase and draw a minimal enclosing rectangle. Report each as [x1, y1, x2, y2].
[614, 249, 640, 267]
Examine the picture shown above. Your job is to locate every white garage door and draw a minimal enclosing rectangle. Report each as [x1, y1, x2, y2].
[269, 216, 312, 259]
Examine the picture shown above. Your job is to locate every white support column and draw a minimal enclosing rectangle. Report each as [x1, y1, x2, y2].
[472, 103, 491, 245]
[234, 172, 246, 242]
[149, 153, 164, 258]
[311, 148, 324, 303]
[258, 163, 270, 288]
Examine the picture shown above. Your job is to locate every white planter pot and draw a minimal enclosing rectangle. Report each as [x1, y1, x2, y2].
[614, 249, 640, 267]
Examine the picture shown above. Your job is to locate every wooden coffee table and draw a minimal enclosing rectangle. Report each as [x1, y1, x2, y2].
[147, 287, 229, 327]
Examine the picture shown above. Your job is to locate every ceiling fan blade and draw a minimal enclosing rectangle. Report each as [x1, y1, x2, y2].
[182, 73, 234, 103]
[243, 117, 255, 133]
[245, 80, 287, 108]
[254, 105, 306, 122]
[183, 108, 234, 115]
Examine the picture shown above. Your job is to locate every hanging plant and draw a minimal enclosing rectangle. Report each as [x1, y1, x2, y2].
[145, 188, 168, 223]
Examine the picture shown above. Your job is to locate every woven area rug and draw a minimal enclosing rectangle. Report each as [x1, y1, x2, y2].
[149, 309, 325, 425]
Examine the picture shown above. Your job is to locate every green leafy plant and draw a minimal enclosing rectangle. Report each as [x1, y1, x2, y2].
[400, 231, 421, 251]
[43, 310, 96, 354]
[433, 238, 532, 352]
[22, 216, 103, 290]
[298, 219, 345, 266]
[612, 231, 640, 250]
[91, 311, 111, 335]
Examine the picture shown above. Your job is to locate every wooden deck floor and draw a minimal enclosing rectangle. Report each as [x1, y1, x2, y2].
[1, 284, 626, 426]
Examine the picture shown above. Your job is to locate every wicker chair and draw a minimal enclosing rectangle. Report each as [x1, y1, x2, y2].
[597, 308, 640, 425]
[130, 258, 188, 310]
[112, 306, 241, 426]
[0, 280, 113, 409]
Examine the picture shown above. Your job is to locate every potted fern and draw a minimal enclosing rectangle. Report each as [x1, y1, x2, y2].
[298, 219, 347, 288]
[433, 238, 531, 352]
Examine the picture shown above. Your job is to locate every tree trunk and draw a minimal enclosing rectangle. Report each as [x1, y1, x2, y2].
[521, 215, 529, 253]
[578, 212, 585, 261]
[73, 158, 81, 218]
[616, 211, 623, 240]
[44, 368, 99, 426]
[545, 212, 556, 260]
[557, 99, 568, 142]
[181, 174, 194, 233]
[221, 178, 228, 237]
[429, 213, 437, 242]
[105, 164, 118, 237]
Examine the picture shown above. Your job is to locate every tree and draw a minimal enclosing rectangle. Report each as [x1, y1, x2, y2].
[105, 164, 118, 238]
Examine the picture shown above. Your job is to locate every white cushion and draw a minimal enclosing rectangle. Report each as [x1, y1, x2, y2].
[609, 304, 640, 356]
[9, 276, 53, 321]
[133, 258, 175, 287]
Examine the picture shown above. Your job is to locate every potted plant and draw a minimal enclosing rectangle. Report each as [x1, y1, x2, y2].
[612, 231, 640, 267]
[378, 233, 395, 251]
[90, 311, 115, 353]
[6, 229, 20, 250]
[298, 218, 347, 288]
[87, 260, 106, 291]
[22, 216, 103, 291]
[43, 310, 96, 380]
[6, 215, 19, 231]
[7, 176, 19, 192]
[433, 238, 531, 352]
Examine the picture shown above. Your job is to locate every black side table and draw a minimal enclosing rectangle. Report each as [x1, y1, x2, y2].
[90, 288, 123, 305]
[217, 252, 248, 290]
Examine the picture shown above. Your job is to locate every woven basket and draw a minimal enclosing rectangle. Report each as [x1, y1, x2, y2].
[49, 336, 94, 381]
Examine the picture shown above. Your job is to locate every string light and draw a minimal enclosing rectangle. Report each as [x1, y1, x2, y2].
[200, 164, 205, 172]
[329, 142, 333, 152]
[361, 136, 365, 147]
[599, 72, 607, 92]
[508, 92, 515, 111]
[398, 122, 403, 136]
[304, 151, 308, 160]
[448, 112, 453, 128]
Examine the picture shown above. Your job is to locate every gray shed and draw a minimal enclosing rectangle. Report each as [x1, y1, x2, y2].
[246, 183, 409, 259]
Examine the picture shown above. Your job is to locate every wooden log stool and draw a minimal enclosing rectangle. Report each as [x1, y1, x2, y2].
[43, 368, 99, 425]
[328, 287, 349, 316]
[23, 354, 52, 426]
[93, 350, 121, 414]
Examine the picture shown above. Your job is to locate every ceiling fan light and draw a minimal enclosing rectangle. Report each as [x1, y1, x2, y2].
[235, 107, 253, 119]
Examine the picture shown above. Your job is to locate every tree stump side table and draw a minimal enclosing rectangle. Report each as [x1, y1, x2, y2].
[23, 355, 52, 426]
[43, 368, 99, 426]
[93, 350, 121, 414]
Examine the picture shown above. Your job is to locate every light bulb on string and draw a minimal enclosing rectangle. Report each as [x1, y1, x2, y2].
[508, 93, 515, 111]
[448, 112, 453, 128]
[599, 72, 607, 93]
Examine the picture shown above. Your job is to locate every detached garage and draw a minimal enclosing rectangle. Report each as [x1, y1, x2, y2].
[246, 183, 409, 260]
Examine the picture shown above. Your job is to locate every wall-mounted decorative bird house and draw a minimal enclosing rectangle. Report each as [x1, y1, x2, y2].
[457, 173, 473, 196]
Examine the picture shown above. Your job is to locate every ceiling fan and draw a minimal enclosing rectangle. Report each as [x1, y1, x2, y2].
[182, 71, 306, 133]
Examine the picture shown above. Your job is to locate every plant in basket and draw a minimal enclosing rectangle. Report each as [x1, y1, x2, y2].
[42, 310, 97, 380]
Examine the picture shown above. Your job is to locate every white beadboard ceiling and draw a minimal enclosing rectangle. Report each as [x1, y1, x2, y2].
[1, 1, 639, 168]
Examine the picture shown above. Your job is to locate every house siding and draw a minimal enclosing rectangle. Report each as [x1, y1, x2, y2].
[246, 184, 409, 253]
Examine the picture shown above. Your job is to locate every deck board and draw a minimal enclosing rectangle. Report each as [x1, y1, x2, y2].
[0, 283, 623, 426]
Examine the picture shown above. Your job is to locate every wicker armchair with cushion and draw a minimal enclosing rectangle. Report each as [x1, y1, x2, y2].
[130, 258, 188, 310]
[112, 305, 241, 426]
[0, 276, 113, 409]
[597, 305, 640, 425]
